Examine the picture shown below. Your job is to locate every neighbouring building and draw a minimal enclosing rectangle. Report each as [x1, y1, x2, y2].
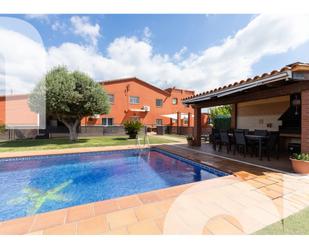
[81, 77, 207, 128]
[0, 77, 209, 139]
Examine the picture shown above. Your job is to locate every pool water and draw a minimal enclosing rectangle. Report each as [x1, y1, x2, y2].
[0, 149, 228, 221]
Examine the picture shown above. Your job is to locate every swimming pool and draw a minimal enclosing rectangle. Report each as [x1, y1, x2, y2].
[0, 148, 228, 221]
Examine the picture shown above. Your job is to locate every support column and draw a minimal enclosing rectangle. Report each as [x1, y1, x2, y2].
[187, 112, 191, 127]
[301, 90, 309, 152]
[231, 103, 237, 129]
[193, 107, 201, 146]
[176, 111, 181, 135]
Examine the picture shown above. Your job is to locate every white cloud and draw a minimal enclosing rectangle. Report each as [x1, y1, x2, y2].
[0, 28, 47, 94]
[70, 16, 101, 46]
[173, 46, 187, 61]
[51, 20, 66, 32]
[143, 26, 152, 42]
[24, 14, 49, 23]
[2, 14, 309, 96]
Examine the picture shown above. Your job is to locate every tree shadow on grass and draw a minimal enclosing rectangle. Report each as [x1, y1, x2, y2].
[112, 137, 128, 141]
[0, 138, 90, 148]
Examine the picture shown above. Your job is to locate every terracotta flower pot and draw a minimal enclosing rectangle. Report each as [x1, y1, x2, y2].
[290, 158, 309, 174]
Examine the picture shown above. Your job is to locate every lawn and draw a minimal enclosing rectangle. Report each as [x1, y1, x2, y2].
[254, 207, 309, 235]
[0, 135, 178, 152]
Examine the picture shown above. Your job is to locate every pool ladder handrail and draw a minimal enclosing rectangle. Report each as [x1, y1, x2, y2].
[136, 133, 150, 148]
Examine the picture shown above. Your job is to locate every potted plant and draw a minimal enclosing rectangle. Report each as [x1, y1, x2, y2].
[290, 153, 309, 174]
[186, 135, 194, 146]
[123, 120, 143, 139]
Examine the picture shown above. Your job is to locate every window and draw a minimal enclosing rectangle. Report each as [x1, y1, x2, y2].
[108, 94, 114, 104]
[172, 98, 178, 105]
[156, 99, 163, 107]
[130, 96, 140, 104]
[156, 119, 163, 125]
[102, 118, 113, 126]
[183, 118, 188, 125]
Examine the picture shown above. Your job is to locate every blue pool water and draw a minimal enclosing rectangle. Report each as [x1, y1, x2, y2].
[0, 148, 228, 221]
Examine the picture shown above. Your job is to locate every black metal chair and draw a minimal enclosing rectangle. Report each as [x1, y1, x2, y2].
[219, 130, 232, 153]
[234, 131, 248, 157]
[262, 132, 280, 160]
[210, 128, 221, 151]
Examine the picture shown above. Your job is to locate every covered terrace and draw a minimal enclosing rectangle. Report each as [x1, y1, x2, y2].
[182, 62, 309, 172]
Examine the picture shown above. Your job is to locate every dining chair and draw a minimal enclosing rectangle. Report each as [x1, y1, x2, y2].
[234, 131, 248, 157]
[211, 128, 221, 151]
[219, 130, 232, 153]
[262, 132, 279, 160]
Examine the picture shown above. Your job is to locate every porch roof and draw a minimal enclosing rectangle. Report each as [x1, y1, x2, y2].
[183, 62, 309, 106]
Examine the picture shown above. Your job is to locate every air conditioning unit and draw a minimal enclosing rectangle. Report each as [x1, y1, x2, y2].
[143, 106, 150, 112]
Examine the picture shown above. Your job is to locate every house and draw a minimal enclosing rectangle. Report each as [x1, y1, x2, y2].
[183, 62, 309, 154]
[0, 77, 209, 139]
[81, 77, 208, 128]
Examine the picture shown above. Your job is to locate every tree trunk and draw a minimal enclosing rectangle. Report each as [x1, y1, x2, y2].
[61, 118, 80, 142]
[68, 125, 78, 141]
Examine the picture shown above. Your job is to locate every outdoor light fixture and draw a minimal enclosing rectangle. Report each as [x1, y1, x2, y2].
[292, 95, 301, 115]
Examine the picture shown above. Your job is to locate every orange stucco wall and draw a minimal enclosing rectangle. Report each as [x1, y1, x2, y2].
[81, 78, 197, 127]
[0, 95, 38, 127]
[0, 96, 5, 125]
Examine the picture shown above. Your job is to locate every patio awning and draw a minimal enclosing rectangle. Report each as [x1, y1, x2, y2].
[161, 113, 194, 120]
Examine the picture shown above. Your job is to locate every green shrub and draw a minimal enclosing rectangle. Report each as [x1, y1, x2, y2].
[292, 153, 309, 161]
[0, 124, 5, 134]
[123, 120, 142, 139]
[213, 115, 231, 130]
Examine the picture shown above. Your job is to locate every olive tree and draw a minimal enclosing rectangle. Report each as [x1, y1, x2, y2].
[29, 66, 110, 141]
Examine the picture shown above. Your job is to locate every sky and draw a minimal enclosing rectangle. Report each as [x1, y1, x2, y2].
[1, 14, 309, 95]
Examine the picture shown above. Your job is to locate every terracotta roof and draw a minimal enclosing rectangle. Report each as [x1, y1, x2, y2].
[100, 77, 171, 96]
[183, 62, 309, 104]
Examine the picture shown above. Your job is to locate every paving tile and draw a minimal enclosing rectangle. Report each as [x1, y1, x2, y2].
[106, 209, 138, 230]
[258, 186, 283, 199]
[154, 199, 175, 213]
[43, 223, 77, 235]
[245, 179, 266, 189]
[154, 216, 166, 232]
[30, 209, 67, 232]
[127, 220, 161, 235]
[254, 177, 277, 186]
[0, 216, 34, 235]
[138, 192, 161, 204]
[116, 195, 142, 209]
[66, 204, 94, 223]
[76, 215, 109, 235]
[94, 199, 119, 215]
[134, 203, 164, 221]
[205, 216, 243, 235]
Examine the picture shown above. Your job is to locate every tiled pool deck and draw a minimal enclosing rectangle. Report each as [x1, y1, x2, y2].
[0, 144, 309, 235]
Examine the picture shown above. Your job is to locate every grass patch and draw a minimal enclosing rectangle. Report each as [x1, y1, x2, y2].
[0, 135, 178, 153]
[254, 207, 309, 235]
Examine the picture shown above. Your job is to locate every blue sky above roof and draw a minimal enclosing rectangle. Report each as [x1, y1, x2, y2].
[1, 14, 309, 94]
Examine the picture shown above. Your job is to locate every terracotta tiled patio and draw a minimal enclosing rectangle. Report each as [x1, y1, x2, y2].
[0, 144, 308, 235]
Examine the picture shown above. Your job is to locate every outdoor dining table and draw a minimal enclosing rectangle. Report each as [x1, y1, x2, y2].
[227, 133, 269, 160]
[245, 134, 269, 160]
